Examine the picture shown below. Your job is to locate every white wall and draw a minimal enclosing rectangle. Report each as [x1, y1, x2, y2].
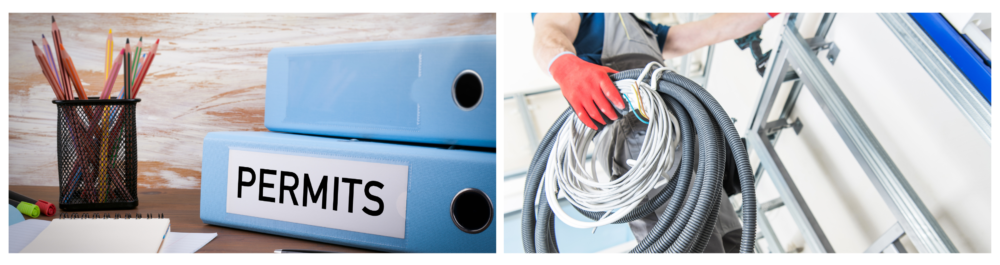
[503, 13, 559, 95]
[711, 13, 990, 253]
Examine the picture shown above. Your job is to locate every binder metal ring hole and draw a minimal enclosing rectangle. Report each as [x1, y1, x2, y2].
[450, 188, 493, 234]
[452, 70, 483, 111]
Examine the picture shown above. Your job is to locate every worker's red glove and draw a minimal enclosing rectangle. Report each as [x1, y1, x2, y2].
[549, 53, 626, 130]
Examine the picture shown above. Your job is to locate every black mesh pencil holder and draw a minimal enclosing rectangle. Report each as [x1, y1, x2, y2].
[53, 97, 141, 211]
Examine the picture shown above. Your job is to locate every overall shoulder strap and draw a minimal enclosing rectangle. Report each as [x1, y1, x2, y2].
[601, 13, 664, 71]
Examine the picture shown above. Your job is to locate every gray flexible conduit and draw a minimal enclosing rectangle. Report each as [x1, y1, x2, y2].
[521, 110, 571, 253]
[522, 69, 756, 253]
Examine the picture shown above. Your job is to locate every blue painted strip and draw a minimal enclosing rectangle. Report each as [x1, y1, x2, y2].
[960, 34, 990, 68]
[909, 13, 991, 103]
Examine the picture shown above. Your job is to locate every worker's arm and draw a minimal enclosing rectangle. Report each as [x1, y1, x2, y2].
[533, 13, 625, 130]
[532, 13, 581, 72]
[662, 13, 771, 59]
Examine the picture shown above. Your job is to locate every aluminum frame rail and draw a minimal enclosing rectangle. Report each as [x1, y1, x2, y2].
[747, 39, 835, 253]
[746, 13, 958, 253]
[878, 13, 990, 144]
[864, 223, 907, 253]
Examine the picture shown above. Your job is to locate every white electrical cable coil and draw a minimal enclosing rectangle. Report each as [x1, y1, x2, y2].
[524, 62, 758, 253]
[543, 63, 681, 228]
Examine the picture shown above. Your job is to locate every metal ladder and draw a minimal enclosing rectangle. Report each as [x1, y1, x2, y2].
[743, 13, 965, 253]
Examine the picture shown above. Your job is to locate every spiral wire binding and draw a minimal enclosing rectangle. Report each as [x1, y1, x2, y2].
[59, 212, 165, 219]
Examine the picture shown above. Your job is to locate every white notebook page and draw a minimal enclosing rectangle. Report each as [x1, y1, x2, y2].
[20, 218, 170, 253]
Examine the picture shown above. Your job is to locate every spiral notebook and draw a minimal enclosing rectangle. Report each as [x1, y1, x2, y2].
[20, 214, 171, 253]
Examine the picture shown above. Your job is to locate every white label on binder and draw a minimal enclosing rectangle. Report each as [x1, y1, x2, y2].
[226, 149, 408, 239]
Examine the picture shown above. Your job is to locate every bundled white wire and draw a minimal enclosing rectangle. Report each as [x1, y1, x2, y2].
[544, 62, 681, 228]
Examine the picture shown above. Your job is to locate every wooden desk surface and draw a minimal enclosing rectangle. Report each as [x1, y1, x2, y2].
[10, 185, 373, 253]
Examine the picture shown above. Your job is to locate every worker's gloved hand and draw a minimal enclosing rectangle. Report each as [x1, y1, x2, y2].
[549, 53, 626, 130]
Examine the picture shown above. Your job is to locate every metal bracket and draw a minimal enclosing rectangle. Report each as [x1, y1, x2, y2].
[764, 117, 804, 135]
[805, 38, 833, 50]
[805, 39, 840, 65]
[825, 42, 841, 64]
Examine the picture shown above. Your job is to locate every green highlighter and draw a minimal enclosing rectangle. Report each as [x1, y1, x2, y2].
[9, 199, 40, 218]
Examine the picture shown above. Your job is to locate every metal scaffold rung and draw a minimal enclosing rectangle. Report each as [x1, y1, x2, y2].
[745, 13, 958, 254]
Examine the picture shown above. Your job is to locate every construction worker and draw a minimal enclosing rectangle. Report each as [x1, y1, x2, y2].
[532, 13, 776, 253]
[533, 13, 775, 130]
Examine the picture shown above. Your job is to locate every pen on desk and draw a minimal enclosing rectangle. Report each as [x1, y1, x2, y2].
[10, 191, 55, 216]
[9, 198, 40, 218]
[274, 249, 340, 253]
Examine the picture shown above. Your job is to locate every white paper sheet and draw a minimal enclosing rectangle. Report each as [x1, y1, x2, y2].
[159, 232, 218, 253]
[9, 219, 217, 253]
[8, 219, 51, 253]
[20, 218, 170, 253]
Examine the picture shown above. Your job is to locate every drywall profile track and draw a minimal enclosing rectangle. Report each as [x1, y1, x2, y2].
[878, 13, 990, 144]
[746, 13, 958, 253]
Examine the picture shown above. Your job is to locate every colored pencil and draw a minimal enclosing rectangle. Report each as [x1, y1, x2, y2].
[106, 29, 113, 82]
[39, 38, 85, 202]
[121, 52, 146, 99]
[41, 34, 62, 91]
[31, 18, 159, 204]
[32, 40, 64, 100]
[134, 53, 145, 83]
[51, 20, 93, 198]
[101, 49, 125, 99]
[51, 16, 70, 99]
[132, 37, 142, 84]
[124, 38, 131, 99]
[59, 44, 88, 100]
[131, 39, 158, 98]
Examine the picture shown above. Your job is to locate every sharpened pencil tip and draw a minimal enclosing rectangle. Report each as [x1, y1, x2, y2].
[139, 37, 143, 41]
[127, 38, 130, 44]
[32, 40, 36, 45]
[156, 39, 160, 44]
[52, 16, 55, 22]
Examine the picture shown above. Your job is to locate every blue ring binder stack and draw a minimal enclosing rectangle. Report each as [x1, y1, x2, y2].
[200, 35, 496, 253]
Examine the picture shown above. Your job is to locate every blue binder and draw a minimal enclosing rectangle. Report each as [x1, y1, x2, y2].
[200, 131, 496, 253]
[264, 35, 497, 148]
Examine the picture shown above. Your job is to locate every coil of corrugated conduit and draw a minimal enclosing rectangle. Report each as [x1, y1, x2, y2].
[522, 62, 756, 253]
